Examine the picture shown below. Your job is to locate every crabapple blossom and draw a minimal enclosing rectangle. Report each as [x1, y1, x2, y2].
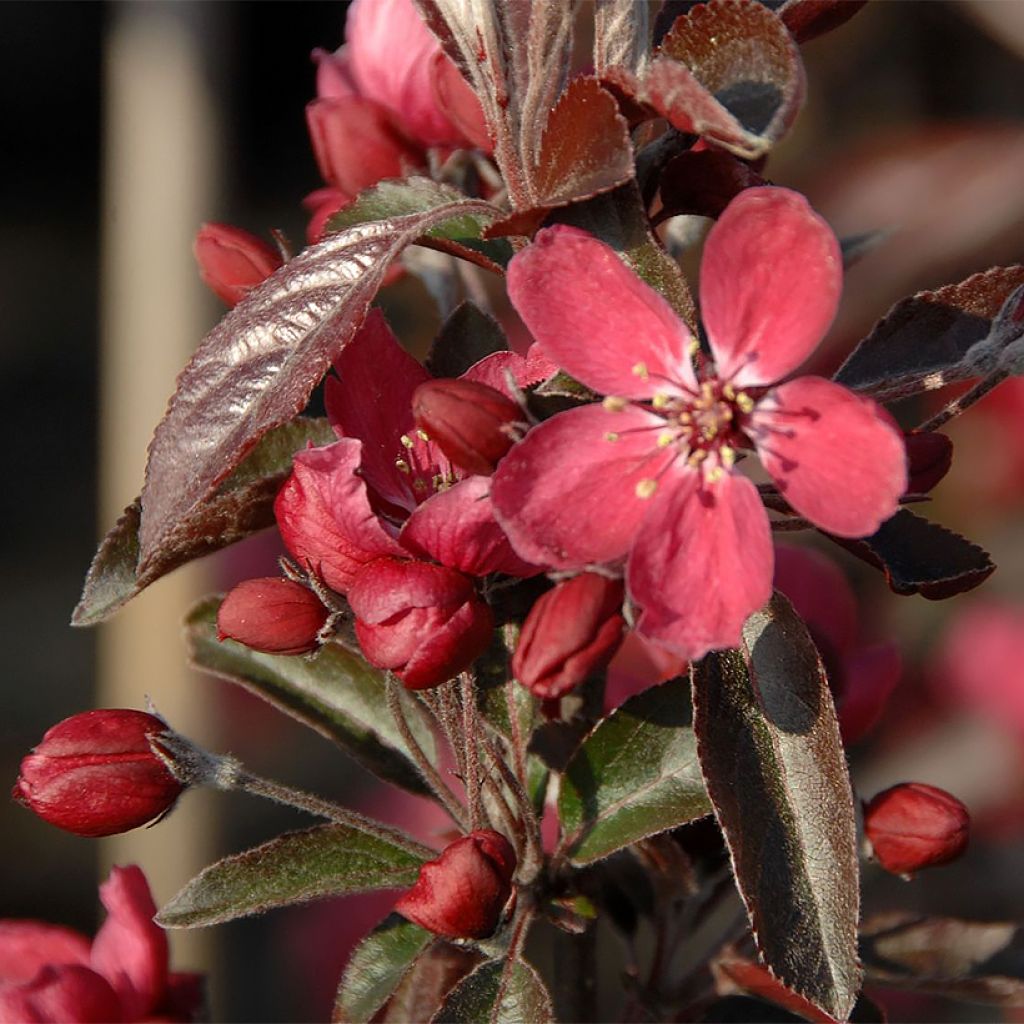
[492, 187, 907, 661]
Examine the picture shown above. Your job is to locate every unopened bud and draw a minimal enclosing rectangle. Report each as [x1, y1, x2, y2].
[395, 830, 516, 939]
[412, 379, 522, 476]
[904, 431, 953, 494]
[864, 782, 969, 876]
[193, 223, 282, 307]
[348, 558, 494, 690]
[513, 573, 625, 699]
[13, 711, 184, 837]
[217, 577, 328, 655]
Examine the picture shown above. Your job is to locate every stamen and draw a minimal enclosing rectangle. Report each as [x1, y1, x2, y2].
[720, 445, 736, 468]
[678, 411, 692, 424]
[736, 392, 755, 414]
[657, 431, 675, 448]
[635, 478, 658, 499]
[416, 429, 430, 441]
[395, 458, 411, 474]
[631, 362, 649, 379]
[652, 392, 671, 410]
[723, 384, 736, 400]
[603, 396, 627, 412]
[706, 466, 725, 483]
[687, 450, 708, 466]
[688, 339, 700, 357]
[400, 434, 415, 449]
[604, 432, 620, 443]
[413, 479, 428, 493]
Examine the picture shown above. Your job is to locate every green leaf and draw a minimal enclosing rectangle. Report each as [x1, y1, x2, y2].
[72, 418, 334, 626]
[186, 597, 437, 796]
[691, 592, 861, 1021]
[334, 914, 432, 1023]
[432, 958, 553, 1024]
[557, 675, 711, 865]
[158, 825, 427, 929]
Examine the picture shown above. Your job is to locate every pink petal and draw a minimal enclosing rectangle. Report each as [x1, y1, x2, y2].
[0, 965, 123, 1024]
[274, 440, 405, 593]
[750, 376, 907, 538]
[400, 477, 541, 577]
[347, 558, 474, 624]
[507, 225, 697, 399]
[326, 310, 447, 509]
[629, 469, 773, 661]
[0, 923, 90, 985]
[700, 187, 842, 388]
[491, 403, 676, 569]
[462, 346, 557, 397]
[90, 866, 167, 1020]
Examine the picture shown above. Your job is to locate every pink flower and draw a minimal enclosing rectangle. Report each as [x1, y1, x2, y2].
[0, 866, 203, 1022]
[491, 187, 907, 661]
[193, 223, 282, 307]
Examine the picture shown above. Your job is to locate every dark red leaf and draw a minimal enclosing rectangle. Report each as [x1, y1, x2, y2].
[426, 301, 508, 380]
[657, 149, 767, 221]
[825, 509, 995, 600]
[715, 960, 840, 1023]
[777, 0, 868, 42]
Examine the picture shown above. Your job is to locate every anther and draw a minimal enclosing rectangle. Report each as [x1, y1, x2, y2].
[635, 478, 658, 499]
[604, 432, 620, 443]
[603, 396, 627, 412]
[395, 458, 411, 474]
[416, 429, 430, 442]
[706, 466, 725, 483]
[723, 384, 736, 400]
[400, 434, 415, 449]
[720, 445, 736, 468]
[631, 362, 649, 379]
[413, 479, 428, 493]
[652, 393, 670, 410]
[736, 392, 755, 414]
[657, 431, 675, 448]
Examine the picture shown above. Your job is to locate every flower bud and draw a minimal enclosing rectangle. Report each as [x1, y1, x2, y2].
[513, 573, 625, 699]
[216, 577, 328, 655]
[412, 379, 522, 476]
[904, 430, 953, 494]
[13, 711, 184, 837]
[864, 782, 969, 876]
[395, 830, 516, 939]
[348, 558, 494, 690]
[193, 223, 282, 307]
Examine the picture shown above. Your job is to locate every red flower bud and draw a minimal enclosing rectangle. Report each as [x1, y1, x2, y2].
[348, 558, 494, 690]
[904, 430, 953, 494]
[13, 711, 184, 837]
[395, 830, 516, 939]
[412, 379, 522, 476]
[864, 782, 969, 876]
[216, 577, 329, 655]
[193, 223, 282, 307]
[513, 573, 625, 699]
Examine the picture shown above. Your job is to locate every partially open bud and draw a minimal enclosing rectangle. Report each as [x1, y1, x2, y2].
[193, 223, 282, 307]
[513, 573, 626, 699]
[904, 430, 953, 494]
[13, 711, 184, 837]
[395, 830, 516, 939]
[348, 557, 494, 689]
[864, 782, 969, 876]
[412, 378, 522, 476]
[216, 577, 328, 655]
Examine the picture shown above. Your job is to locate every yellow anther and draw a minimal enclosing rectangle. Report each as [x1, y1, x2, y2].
[604, 432, 620, 443]
[723, 384, 736, 400]
[701, 425, 718, 441]
[706, 466, 725, 483]
[432, 474, 446, 491]
[395, 458, 411, 474]
[736, 391, 755, 414]
[687, 449, 708, 466]
[720, 445, 736, 468]
[635, 478, 658, 499]
[416, 429, 430, 441]
[652, 393, 670, 410]
[657, 431, 675, 448]
[400, 434, 415, 449]
[688, 339, 700, 357]
[700, 381, 715, 401]
[631, 362, 649, 379]
[678, 411, 692, 424]
[413, 479, 428, 493]
[603, 396, 627, 412]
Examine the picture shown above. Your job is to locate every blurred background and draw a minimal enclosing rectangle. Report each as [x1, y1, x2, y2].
[1, 2, 1022, 1020]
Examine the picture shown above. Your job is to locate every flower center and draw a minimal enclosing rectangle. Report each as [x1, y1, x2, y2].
[393, 432, 457, 502]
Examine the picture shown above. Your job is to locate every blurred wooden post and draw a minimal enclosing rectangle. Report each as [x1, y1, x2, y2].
[98, 0, 225, 994]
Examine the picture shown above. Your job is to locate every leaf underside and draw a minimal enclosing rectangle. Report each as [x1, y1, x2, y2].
[431, 958, 554, 1024]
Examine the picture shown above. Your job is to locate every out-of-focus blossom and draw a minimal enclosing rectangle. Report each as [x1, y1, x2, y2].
[0, 866, 203, 1022]
[13, 710, 184, 838]
[492, 188, 906, 661]
[395, 830, 516, 939]
[774, 544, 901, 744]
[217, 577, 328, 655]
[864, 783, 970, 877]
[904, 430, 954, 494]
[193, 223, 282, 307]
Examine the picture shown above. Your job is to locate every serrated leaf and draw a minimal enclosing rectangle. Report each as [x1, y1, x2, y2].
[383, 943, 484, 1023]
[834, 265, 1024, 400]
[186, 597, 436, 796]
[691, 592, 861, 1021]
[427, 301, 508, 380]
[432, 958, 553, 1024]
[137, 180, 502, 576]
[825, 508, 995, 600]
[861, 913, 1024, 1007]
[558, 676, 711, 865]
[72, 418, 334, 626]
[334, 914, 432, 1023]
[158, 824, 427, 928]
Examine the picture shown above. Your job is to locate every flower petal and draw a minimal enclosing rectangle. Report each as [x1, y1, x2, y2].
[750, 376, 907, 538]
[491, 403, 675, 569]
[462, 346, 557, 396]
[0, 923, 91, 986]
[0, 965, 122, 1024]
[629, 469, 773, 661]
[400, 477, 541, 577]
[507, 225, 697, 399]
[701, 187, 842, 387]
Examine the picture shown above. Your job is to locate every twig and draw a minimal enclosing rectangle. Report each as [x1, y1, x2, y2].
[461, 672, 485, 830]
[917, 367, 1009, 432]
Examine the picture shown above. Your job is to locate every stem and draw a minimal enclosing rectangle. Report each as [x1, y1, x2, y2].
[385, 676, 469, 831]
[492, 906, 536, 1019]
[917, 367, 1009, 432]
[461, 672, 485, 830]
[504, 677, 529, 795]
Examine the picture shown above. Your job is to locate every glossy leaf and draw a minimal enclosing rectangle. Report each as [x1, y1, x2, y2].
[558, 676, 711, 865]
[334, 914, 432, 1023]
[427, 301, 508, 380]
[158, 824, 427, 928]
[73, 418, 334, 626]
[432, 958, 553, 1024]
[137, 180, 501, 576]
[382, 943, 484, 1023]
[861, 913, 1024, 1006]
[692, 592, 861, 1021]
[826, 509, 995, 600]
[834, 265, 1024, 400]
[186, 597, 437, 795]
